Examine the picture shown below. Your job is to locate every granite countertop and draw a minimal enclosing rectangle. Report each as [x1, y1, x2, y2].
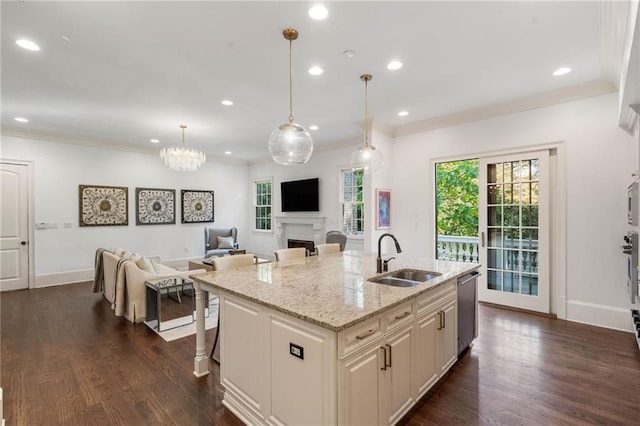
[191, 251, 479, 332]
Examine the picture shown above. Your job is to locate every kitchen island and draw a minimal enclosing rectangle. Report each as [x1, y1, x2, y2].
[192, 251, 479, 426]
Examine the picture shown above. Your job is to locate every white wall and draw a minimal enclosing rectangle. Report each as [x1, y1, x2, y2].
[392, 93, 636, 330]
[1, 135, 249, 286]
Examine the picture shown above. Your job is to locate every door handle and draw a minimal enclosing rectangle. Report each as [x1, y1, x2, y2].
[380, 346, 387, 371]
[437, 311, 442, 330]
[442, 310, 446, 329]
[480, 232, 485, 248]
[385, 344, 392, 368]
[21, 241, 27, 246]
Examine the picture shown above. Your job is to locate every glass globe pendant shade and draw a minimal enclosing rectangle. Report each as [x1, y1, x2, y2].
[269, 122, 313, 165]
[351, 142, 383, 175]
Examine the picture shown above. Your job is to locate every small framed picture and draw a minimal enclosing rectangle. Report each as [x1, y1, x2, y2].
[79, 184, 128, 227]
[135, 188, 175, 225]
[181, 190, 214, 223]
[376, 189, 391, 229]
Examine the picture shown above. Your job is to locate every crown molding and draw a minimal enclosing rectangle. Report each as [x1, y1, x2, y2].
[1, 126, 249, 166]
[393, 79, 617, 138]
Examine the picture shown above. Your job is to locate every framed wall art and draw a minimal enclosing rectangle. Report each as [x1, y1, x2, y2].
[135, 188, 176, 225]
[181, 190, 214, 223]
[79, 184, 128, 227]
[376, 189, 391, 229]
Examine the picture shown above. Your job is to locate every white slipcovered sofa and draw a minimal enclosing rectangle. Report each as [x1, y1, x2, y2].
[97, 248, 206, 323]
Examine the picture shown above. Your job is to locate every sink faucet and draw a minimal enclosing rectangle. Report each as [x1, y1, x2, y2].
[377, 233, 402, 273]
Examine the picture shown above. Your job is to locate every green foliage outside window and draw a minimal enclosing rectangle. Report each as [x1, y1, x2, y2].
[436, 159, 479, 237]
[255, 180, 272, 231]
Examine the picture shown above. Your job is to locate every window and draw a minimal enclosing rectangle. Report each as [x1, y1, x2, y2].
[254, 178, 272, 232]
[340, 168, 364, 236]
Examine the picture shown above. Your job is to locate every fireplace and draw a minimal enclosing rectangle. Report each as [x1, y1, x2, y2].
[288, 239, 315, 254]
[274, 216, 326, 249]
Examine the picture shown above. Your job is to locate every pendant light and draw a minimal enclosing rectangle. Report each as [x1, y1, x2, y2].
[351, 74, 383, 175]
[268, 28, 313, 165]
[160, 125, 206, 172]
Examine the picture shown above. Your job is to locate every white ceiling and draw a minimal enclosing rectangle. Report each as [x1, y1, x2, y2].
[1, 1, 617, 163]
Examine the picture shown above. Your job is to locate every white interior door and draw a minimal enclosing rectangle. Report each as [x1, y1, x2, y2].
[1, 162, 30, 291]
[478, 151, 549, 313]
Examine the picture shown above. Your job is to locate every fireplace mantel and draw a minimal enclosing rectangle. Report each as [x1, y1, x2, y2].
[274, 216, 326, 249]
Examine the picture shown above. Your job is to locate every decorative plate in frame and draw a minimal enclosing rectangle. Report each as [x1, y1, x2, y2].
[181, 190, 214, 223]
[136, 188, 176, 225]
[79, 184, 128, 227]
[376, 188, 391, 229]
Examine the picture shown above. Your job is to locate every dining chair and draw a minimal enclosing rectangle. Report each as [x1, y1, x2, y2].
[315, 243, 341, 256]
[209, 253, 255, 361]
[274, 247, 307, 261]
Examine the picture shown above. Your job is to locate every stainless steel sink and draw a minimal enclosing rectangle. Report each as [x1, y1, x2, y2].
[368, 268, 442, 287]
[369, 276, 418, 287]
[387, 269, 441, 282]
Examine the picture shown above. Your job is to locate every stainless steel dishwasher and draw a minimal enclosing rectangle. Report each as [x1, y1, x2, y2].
[457, 271, 480, 355]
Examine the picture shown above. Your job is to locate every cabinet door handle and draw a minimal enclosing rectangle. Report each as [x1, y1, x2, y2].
[386, 344, 392, 368]
[436, 311, 442, 330]
[395, 311, 411, 320]
[356, 328, 376, 340]
[442, 310, 446, 329]
[380, 346, 387, 371]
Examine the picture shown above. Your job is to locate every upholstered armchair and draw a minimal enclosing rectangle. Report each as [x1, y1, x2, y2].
[204, 226, 238, 258]
[325, 230, 347, 251]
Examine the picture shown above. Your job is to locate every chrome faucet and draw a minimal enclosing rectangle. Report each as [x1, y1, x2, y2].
[377, 233, 402, 273]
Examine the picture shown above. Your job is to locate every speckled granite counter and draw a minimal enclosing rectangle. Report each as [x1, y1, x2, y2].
[192, 251, 479, 332]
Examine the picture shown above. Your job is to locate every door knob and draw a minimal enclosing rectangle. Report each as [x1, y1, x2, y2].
[21, 241, 27, 245]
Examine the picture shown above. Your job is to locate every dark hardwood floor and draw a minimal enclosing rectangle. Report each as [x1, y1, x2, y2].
[2, 282, 639, 425]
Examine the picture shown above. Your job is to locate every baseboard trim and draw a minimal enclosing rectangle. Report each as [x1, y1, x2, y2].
[33, 256, 206, 288]
[478, 301, 558, 319]
[566, 300, 633, 332]
[35, 269, 94, 288]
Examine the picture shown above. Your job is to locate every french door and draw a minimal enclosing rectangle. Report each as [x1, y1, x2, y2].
[478, 151, 549, 313]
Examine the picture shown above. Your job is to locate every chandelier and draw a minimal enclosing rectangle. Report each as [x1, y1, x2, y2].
[268, 28, 313, 165]
[160, 125, 206, 172]
[350, 74, 383, 175]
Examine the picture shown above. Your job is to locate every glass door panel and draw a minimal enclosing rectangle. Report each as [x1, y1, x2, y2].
[479, 151, 549, 313]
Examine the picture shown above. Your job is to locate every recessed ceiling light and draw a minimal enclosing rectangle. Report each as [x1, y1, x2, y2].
[309, 125, 319, 130]
[225, 151, 232, 155]
[16, 39, 40, 51]
[62, 35, 71, 42]
[387, 61, 403, 71]
[14, 117, 29, 123]
[221, 100, 234, 106]
[552, 67, 571, 76]
[150, 139, 159, 143]
[308, 66, 323, 76]
[308, 5, 328, 20]
[398, 111, 409, 117]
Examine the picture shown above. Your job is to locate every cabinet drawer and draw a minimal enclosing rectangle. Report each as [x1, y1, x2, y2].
[415, 281, 456, 317]
[338, 316, 382, 359]
[384, 301, 414, 333]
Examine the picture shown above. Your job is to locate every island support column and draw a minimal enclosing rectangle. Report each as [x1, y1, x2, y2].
[193, 281, 209, 377]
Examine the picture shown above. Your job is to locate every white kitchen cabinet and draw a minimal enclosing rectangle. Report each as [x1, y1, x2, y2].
[339, 319, 414, 425]
[438, 296, 458, 375]
[413, 291, 457, 399]
[219, 278, 461, 426]
[338, 340, 384, 425]
[382, 324, 414, 425]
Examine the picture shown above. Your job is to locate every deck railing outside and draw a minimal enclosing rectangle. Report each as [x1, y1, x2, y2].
[437, 235, 479, 263]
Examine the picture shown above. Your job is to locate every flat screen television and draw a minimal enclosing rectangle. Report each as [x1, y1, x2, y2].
[281, 178, 319, 212]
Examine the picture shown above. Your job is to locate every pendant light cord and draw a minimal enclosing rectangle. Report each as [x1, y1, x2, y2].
[288, 37, 294, 124]
[364, 78, 369, 147]
[181, 125, 187, 147]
